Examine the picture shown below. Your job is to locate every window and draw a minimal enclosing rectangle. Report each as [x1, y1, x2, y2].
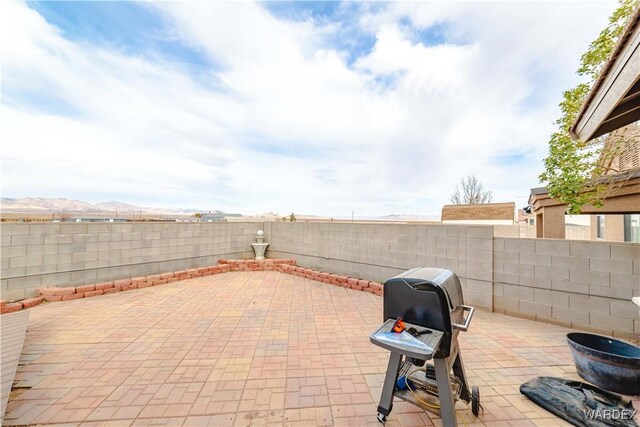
[624, 214, 640, 243]
[596, 215, 605, 239]
[528, 218, 534, 226]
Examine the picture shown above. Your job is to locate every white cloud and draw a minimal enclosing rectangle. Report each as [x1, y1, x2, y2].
[1, 0, 617, 216]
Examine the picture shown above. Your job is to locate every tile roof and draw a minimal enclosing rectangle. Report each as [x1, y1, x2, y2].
[441, 202, 515, 221]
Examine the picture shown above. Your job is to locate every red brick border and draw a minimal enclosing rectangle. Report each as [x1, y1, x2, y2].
[1, 258, 383, 314]
[216, 260, 383, 296]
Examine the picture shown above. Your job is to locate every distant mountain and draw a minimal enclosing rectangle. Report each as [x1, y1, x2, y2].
[1, 198, 435, 222]
[1, 197, 99, 212]
[0, 197, 240, 217]
[366, 214, 441, 222]
[94, 201, 143, 212]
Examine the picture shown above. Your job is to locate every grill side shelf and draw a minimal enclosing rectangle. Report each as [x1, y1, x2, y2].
[370, 319, 443, 360]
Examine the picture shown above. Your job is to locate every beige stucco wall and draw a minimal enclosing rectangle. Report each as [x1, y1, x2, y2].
[590, 214, 626, 242]
[537, 205, 567, 239]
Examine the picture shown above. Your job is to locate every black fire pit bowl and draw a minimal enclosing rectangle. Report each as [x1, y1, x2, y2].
[567, 332, 640, 396]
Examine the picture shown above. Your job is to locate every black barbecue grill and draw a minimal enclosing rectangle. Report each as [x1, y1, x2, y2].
[370, 267, 480, 426]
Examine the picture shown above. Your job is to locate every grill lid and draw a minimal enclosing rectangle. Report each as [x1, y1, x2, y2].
[383, 267, 466, 358]
[396, 267, 463, 310]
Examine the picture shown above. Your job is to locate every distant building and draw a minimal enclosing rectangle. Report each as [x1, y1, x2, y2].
[517, 208, 535, 226]
[441, 202, 515, 225]
[200, 213, 227, 222]
[590, 212, 640, 242]
[74, 217, 128, 223]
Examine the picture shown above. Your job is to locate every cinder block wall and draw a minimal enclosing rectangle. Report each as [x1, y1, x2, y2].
[265, 222, 495, 310]
[494, 224, 536, 238]
[2, 221, 638, 337]
[1, 222, 260, 300]
[494, 237, 640, 339]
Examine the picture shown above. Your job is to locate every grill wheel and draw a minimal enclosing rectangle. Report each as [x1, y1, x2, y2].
[471, 385, 480, 417]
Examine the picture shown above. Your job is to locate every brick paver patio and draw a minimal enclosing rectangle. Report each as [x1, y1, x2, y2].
[4, 271, 637, 426]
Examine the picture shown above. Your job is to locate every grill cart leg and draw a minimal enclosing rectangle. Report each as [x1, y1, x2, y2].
[434, 357, 458, 427]
[377, 351, 403, 422]
[452, 353, 471, 403]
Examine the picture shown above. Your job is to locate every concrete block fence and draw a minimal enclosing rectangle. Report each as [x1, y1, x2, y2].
[264, 222, 495, 311]
[1, 222, 256, 301]
[1, 221, 638, 337]
[494, 238, 640, 339]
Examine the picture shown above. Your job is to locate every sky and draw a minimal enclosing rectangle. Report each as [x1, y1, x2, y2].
[1, 0, 617, 217]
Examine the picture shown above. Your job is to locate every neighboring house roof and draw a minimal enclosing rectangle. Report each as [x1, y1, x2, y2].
[441, 202, 515, 221]
[570, 6, 640, 141]
[528, 169, 640, 214]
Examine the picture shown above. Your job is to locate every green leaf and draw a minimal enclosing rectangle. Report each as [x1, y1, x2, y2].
[540, 0, 638, 214]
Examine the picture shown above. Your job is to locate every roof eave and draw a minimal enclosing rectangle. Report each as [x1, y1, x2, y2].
[570, 6, 640, 141]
